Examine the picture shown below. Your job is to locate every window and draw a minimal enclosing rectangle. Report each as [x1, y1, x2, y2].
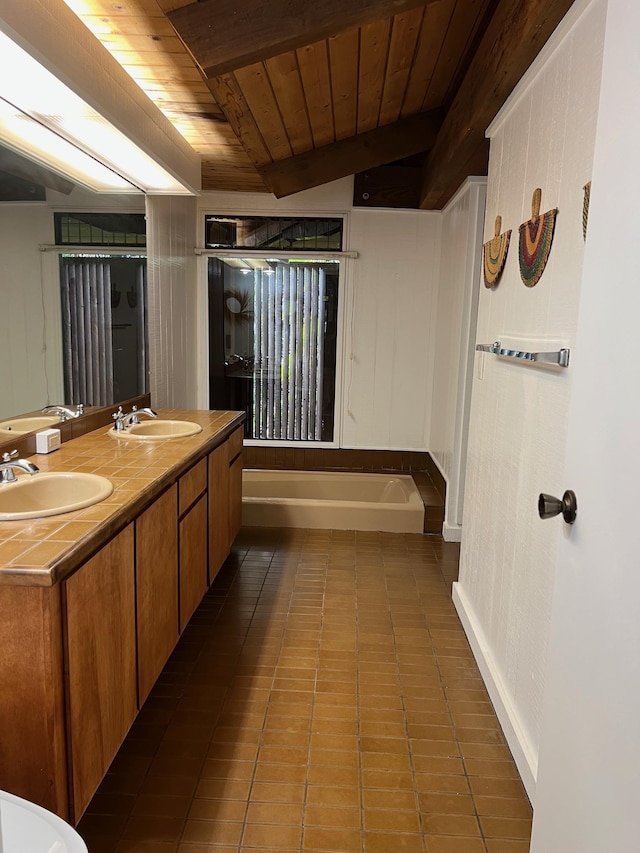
[54, 212, 146, 247]
[205, 215, 343, 252]
[208, 257, 339, 442]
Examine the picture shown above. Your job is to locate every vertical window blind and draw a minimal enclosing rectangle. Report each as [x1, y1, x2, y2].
[60, 256, 148, 407]
[60, 258, 114, 406]
[252, 263, 326, 439]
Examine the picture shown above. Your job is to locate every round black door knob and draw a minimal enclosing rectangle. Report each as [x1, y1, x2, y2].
[538, 490, 577, 524]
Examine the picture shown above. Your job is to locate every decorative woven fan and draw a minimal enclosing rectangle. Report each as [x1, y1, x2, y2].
[483, 215, 511, 288]
[518, 188, 558, 287]
[224, 288, 252, 324]
[582, 181, 591, 241]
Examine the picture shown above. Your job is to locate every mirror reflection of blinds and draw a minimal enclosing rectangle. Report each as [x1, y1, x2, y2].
[60, 257, 148, 406]
[61, 258, 114, 406]
[252, 264, 325, 440]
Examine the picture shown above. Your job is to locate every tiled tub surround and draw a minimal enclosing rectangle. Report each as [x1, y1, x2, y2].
[0, 409, 244, 825]
[243, 446, 446, 534]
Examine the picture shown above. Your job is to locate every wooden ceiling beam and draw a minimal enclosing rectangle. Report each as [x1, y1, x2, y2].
[419, 0, 575, 209]
[167, 0, 437, 79]
[257, 110, 442, 198]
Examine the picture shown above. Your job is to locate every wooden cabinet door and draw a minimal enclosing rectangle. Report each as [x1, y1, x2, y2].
[136, 485, 178, 704]
[208, 441, 230, 584]
[179, 493, 208, 631]
[65, 525, 137, 820]
[209, 428, 244, 583]
[0, 585, 67, 819]
[228, 451, 243, 545]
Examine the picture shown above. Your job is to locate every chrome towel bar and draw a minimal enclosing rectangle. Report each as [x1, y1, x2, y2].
[475, 341, 570, 368]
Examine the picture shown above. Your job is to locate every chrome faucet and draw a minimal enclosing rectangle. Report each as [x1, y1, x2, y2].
[112, 405, 158, 431]
[0, 450, 40, 484]
[111, 406, 125, 431]
[123, 406, 158, 427]
[42, 403, 84, 422]
[225, 353, 245, 366]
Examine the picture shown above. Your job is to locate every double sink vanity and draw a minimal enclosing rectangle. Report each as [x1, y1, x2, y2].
[0, 402, 245, 825]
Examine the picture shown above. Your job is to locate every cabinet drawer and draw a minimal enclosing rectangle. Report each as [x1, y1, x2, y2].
[226, 427, 243, 464]
[179, 458, 207, 515]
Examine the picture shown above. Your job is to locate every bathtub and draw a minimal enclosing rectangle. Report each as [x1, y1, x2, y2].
[242, 469, 425, 533]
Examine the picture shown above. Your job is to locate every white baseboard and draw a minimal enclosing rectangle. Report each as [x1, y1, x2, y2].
[452, 582, 537, 803]
[442, 522, 461, 542]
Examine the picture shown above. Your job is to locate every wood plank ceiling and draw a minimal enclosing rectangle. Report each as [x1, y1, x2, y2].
[62, 0, 574, 208]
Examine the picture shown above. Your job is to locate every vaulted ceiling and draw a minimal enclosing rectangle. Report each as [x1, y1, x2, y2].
[63, 0, 573, 209]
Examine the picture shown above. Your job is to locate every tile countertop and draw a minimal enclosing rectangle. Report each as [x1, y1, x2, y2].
[0, 409, 244, 588]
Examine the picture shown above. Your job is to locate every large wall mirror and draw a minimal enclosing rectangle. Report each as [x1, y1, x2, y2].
[0, 142, 148, 425]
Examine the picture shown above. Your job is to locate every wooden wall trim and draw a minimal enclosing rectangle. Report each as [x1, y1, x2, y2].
[243, 445, 434, 474]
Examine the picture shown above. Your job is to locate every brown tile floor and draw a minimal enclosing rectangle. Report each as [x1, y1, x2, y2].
[78, 527, 532, 853]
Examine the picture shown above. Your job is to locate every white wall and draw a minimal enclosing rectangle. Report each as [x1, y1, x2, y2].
[198, 179, 442, 450]
[0, 186, 144, 419]
[454, 0, 606, 799]
[0, 202, 60, 418]
[342, 208, 441, 450]
[430, 178, 486, 537]
[198, 178, 353, 217]
[0, 174, 461, 453]
[146, 194, 198, 408]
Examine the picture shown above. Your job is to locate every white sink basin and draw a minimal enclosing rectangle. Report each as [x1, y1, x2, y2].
[0, 472, 113, 520]
[0, 415, 60, 435]
[111, 419, 203, 440]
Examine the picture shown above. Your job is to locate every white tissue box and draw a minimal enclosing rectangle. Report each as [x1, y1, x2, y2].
[35, 428, 61, 454]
